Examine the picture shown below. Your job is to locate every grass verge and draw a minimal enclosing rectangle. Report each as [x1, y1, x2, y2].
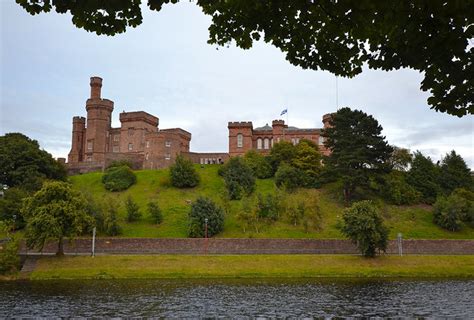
[29, 254, 474, 280]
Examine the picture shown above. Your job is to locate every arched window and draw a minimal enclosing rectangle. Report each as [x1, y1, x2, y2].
[257, 138, 262, 149]
[264, 138, 270, 149]
[237, 134, 243, 148]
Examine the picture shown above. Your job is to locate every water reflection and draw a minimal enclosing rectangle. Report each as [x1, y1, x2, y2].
[1, 278, 473, 318]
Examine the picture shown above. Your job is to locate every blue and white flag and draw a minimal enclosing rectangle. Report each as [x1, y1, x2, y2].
[280, 109, 287, 116]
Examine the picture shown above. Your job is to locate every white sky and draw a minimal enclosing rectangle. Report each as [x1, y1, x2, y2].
[1, 1, 473, 168]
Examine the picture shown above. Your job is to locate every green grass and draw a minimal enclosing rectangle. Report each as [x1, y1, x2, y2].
[29, 255, 474, 280]
[69, 166, 474, 239]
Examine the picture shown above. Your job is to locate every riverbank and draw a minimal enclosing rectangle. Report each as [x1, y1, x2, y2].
[24, 255, 474, 280]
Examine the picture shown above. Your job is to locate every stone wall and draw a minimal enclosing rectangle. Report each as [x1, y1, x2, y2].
[18, 239, 474, 255]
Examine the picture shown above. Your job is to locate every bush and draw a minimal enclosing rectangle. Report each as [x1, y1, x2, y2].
[275, 163, 303, 192]
[147, 201, 163, 224]
[102, 165, 137, 192]
[107, 160, 133, 169]
[169, 155, 200, 188]
[433, 189, 474, 231]
[0, 222, 20, 275]
[244, 150, 273, 179]
[103, 200, 122, 236]
[381, 171, 421, 205]
[188, 197, 224, 238]
[255, 193, 280, 221]
[125, 196, 141, 222]
[222, 157, 255, 200]
[340, 200, 389, 257]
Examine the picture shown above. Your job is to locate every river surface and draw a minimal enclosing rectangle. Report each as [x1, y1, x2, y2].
[1, 278, 473, 318]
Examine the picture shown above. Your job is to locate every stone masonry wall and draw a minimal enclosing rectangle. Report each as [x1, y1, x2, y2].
[18, 239, 474, 255]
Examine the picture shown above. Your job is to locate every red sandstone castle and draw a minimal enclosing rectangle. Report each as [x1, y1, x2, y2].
[67, 77, 331, 173]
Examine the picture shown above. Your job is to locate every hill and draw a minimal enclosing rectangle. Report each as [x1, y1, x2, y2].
[69, 165, 474, 239]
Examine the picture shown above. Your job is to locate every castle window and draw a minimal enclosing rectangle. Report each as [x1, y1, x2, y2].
[114, 135, 120, 142]
[128, 143, 133, 151]
[257, 138, 262, 149]
[146, 141, 150, 148]
[318, 136, 325, 145]
[165, 153, 171, 160]
[113, 146, 119, 153]
[87, 141, 93, 150]
[165, 141, 171, 147]
[264, 138, 270, 149]
[237, 134, 243, 148]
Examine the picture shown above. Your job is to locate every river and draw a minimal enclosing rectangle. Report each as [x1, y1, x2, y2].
[1, 279, 473, 318]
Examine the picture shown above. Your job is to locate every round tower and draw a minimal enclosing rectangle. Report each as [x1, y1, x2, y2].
[68, 116, 86, 163]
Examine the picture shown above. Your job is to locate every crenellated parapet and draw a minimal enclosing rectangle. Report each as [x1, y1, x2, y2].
[228, 121, 253, 129]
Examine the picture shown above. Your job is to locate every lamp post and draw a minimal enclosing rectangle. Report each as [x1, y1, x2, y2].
[204, 218, 208, 255]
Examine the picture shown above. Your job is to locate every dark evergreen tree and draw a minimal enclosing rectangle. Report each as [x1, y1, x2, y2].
[147, 201, 163, 224]
[322, 108, 393, 202]
[125, 196, 141, 222]
[169, 155, 200, 188]
[438, 150, 472, 195]
[406, 152, 440, 204]
[221, 157, 255, 200]
[187, 197, 224, 238]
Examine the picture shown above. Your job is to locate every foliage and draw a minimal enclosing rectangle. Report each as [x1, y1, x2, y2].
[438, 150, 472, 195]
[292, 139, 322, 187]
[381, 171, 421, 205]
[269, 141, 296, 173]
[169, 155, 200, 188]
[107, 159, 133, 169]
[255, 193, 280, 221]
[102, 165, 137, 192]
[0, 133, 67, 191]
[323, 108, 393, 202]
[433, 188, 474, 231]
[274, 163, 303, 192]
[125, 196, 141, 222]
[0, 187, 28, 229]
[147, 201, 163, 224]
[243, 150, 273, 179]
[388, 147, 412, 172]
[406, 151, 440, 204]
[103, 199, 122, 236]
[21, 181, 94, 255]
[0, 221, 20, 275]
[187, 197, 224, 238]
[16, 2, 473, 116]
[340, 201, 389, 257]
[236, 196, 259, 233]
[221, 157, 255, 200]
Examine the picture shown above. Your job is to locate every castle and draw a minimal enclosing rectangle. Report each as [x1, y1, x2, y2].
[67, 77, 331, 174]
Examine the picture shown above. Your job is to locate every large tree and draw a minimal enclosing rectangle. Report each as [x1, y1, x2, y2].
[438, 150, 472, 195]
[406, 151, 440, 204]
[16, 1, 473, 116]
[21, 181, 94, 255]
[322, 107, 393, 202]
[0, 133, 67, 191]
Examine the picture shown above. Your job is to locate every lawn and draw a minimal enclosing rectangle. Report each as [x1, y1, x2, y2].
[69, 165, 474, 239]
[30, 255, 474, 280]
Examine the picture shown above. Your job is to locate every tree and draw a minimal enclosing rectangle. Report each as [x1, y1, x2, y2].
[406, 151, 440, 204]
[102, 165, 137, 192]
[388, 147, 413, 172]
[169, 155, 200, 188]
[340, 200, 389, 257]
[322, 108, 393, 202]
[221, 157, 255, 200]
[21, 181, 94, 255]
[243, 150, 273, 179]
[381, 171, 421, 205]
[433, 188, 474, 231]
[187, 197, 224, 238]
[0, 221, 20, 275]
[438, 150, 472, 195]
[16, 1, 473, 116]
[292, 139, 322, 187]
[0, 133, 67, 191]
[147, 201, 163, 224]
[125, 196, 141, 222]
[0, 187, 28, 230]
[275, 163, 303, 192]
[269, 141, 296, 173]
[103, 199, 122, 236]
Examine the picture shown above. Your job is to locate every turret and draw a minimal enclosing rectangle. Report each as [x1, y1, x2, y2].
[68, 116, 86, 163]
[228, 121, 253, 157]
[90, 76, 102, 99]
[272, 119, 286, 142]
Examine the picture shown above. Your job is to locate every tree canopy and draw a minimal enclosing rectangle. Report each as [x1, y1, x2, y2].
[16, 0, 473, 116]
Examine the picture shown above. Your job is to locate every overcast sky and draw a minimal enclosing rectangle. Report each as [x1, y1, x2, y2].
[1, 2, 473, 168]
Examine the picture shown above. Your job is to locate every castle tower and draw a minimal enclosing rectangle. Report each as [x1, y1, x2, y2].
[272, 119, 286, 143]
[67, 116, 86, 163]
[322, 113, 333, 129]
[84, 76, 114, 163]
[228, 121, 253, 157]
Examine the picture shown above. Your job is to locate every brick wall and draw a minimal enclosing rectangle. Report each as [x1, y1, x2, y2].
[18, 238, 474, 255]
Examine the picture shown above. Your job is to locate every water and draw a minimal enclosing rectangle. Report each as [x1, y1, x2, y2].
[1, 279, 473, 318]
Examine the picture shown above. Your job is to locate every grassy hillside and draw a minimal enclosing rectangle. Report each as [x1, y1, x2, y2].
[69, 165, 474, 239]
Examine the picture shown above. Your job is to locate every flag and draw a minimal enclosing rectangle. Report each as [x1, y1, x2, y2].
[280, 109, 287, 116]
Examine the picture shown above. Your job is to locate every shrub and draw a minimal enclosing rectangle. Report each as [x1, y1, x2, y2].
[275, 163, 303, 192]
[0, 222, 20, 275]
[269, 141, 296, 173]
[125, 196, 141, 222]
[243, 150, 273, 179]
[147, 201, 163, 224]
[381, 171, 421, 205]
[222, 157, 255, 200]
[102, 165, 137, 192]
[433, 189, 474, 231]
[107, 160, 133, 169]
[340, 200, 389, 257]
[255, 193, 280, 221]
[103, 200, 122, 236]
[169, 155, 200, 188]
[188, 197, 224, 238]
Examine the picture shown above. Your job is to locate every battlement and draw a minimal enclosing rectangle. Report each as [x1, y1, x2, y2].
[228, 121, 253, 128]
[119, 111, 159, 127]
[73, 116, 86, 123]
[272, 119, 285, 126]
[86, 98, 114, 112]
